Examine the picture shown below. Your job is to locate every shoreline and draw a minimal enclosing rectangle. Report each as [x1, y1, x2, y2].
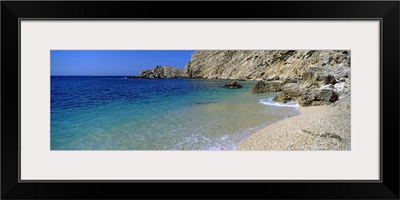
[237, 103, 351, 151]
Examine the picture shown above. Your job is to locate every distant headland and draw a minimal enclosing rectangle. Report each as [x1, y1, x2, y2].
[127, 50, 351, 108]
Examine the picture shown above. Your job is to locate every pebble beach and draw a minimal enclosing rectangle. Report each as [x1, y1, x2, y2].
[237, 102, 351, 151]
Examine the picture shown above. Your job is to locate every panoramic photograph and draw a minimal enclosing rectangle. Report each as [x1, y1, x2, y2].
[51, 50, 351, 150]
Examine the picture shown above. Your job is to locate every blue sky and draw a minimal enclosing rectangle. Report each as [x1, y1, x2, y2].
[51, 50, 195, 76]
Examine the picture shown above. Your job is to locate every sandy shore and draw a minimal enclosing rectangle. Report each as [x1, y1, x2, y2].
[237, 104, 351, 151]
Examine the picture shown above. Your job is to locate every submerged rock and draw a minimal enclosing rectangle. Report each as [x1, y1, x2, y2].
[224, 81, 243, 89]
[251, 81, 282, 93]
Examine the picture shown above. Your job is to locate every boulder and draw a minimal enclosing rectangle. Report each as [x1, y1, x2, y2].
[251, 81, 282, 94]
[303, 67, 336, 88]
[273, 83, 339, 106]
[224, 81, 243, 89]
[334, 81, 351, 99]
[298, 87, 339, 107]
[272, 83, 305, 103]
[331, 95, 351, 110]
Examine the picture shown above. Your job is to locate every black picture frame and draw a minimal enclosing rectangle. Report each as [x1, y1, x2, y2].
[2, 1, 399, 199]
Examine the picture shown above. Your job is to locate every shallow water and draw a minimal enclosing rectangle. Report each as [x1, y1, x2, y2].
[51, 76, 299, 150]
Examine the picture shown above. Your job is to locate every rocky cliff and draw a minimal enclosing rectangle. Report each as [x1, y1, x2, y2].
[182, 50, 350, 107]
[128, 50, 350, 107]
[182, 50, 350, 80]
[128, 66, 182, 78]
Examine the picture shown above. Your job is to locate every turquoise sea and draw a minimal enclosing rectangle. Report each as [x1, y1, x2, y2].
[51, 76, 299, 150]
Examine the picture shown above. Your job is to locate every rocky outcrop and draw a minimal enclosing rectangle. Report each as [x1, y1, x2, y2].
[251, 81, 282, 93]
[128, 66, 182, 78]
[181, 50, 350, 106]
[331, 95, 351, 110]
[302, 67, 336, 88]
[299, 87, 339, 107]
[272, 83, 304, 103]
[224, 81, 243, 89]
[128, 50, 350, 107]
[163, 66, 182, 78]
[272, 83, 339, 107]
[181, 50, 350, 80]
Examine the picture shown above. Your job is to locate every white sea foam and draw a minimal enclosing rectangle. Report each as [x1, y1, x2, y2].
[259, 98, 299, 107]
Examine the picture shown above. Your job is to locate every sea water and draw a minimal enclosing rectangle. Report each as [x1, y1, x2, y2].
[51, 76, 299, 150]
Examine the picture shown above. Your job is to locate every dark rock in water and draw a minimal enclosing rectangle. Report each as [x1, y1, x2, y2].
[236, 78, 246, 81]
[251, 81, 282, 94]
[224, 81, 243, 89]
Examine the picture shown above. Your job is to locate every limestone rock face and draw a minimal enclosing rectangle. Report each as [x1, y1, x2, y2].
[181, 50, 350, 80]
[333, 63, 351, 80]
[131, 66, 182, 78]
[302, 67, 336, 88]
[162, 66, 182, 78]
[251, 81, 282, 94]
[129, 50, 351, 107]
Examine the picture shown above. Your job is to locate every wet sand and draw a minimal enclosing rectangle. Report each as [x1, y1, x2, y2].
[237, 105, 351, 151]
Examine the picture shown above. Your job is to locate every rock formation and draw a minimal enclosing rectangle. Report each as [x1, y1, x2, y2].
[181, 50, 350, 80]
[180, 50, 350, 106]
[128, 66, 182, 79]
[224, 81, 243, 89]
[251, 81, 282, 93]
[128, 50, 350, 107]
[269, 66, 347, 106]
